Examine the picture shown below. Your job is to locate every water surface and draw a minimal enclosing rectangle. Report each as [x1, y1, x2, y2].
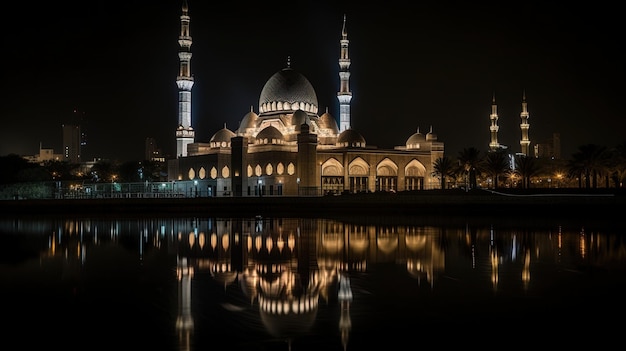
[1, 215, 624, 350]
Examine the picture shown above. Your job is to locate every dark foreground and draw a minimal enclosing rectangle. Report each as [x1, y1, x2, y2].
[2, 215, 625, 350]
[1, 189, 624, 227]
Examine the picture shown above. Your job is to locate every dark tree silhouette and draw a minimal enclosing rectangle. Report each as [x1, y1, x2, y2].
[483, 151, 511, 189]
[432, 156, 456, 189]
[457, 147, 482, 190]
[514, 155, 540, 189]
[567, 144, 609, 189]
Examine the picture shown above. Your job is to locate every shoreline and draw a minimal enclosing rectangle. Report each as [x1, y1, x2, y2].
[1, 190, 623, 225]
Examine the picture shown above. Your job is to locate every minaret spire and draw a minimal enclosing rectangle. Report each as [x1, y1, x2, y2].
[337, 14, 352, 132]
[519, 89, 531, 156]
[175, 0, 195, 158]
[488, 92, 501, 152]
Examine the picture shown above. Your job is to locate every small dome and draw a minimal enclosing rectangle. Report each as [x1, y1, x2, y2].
[259, 67, 318, 116]
[406, 127, 426, 149]
[238, 108, 259, 133]
[256, 126, 284, 144]
[426, 126, 437, 141]
[318, 110, 339, 133]
[337, 128, 366, 147]
[210, 126, 236, 147]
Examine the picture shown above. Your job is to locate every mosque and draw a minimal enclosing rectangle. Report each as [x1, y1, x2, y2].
[167, 1, 444, 196]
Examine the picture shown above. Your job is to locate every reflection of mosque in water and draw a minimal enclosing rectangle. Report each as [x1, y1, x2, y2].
[22, 217, 625, 350]
[171, 217, 448, 350]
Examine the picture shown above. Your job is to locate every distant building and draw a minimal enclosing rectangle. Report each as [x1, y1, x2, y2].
[145, 137, 165, 162]
[62, 124, 81, 163]
[23, 142, 63, 164]
[534, 133, 561, 159]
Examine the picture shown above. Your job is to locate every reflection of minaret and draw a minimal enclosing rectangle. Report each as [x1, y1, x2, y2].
[519, 90, 531, 156]
[176, 256, 194, 351]
[337, 14, 352, 132]
[338, 273, 353, 351]
[522, 249, 531, 291]
[488, 93, 500, 152]
[489, 225, 499, 292]
[175, 0, 195, 158]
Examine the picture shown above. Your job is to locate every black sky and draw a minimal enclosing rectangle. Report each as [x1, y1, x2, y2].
[2, 1, 624, 162]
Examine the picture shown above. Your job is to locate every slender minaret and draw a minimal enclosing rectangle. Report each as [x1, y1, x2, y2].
[337, 14, 352, 132]
[488, 92, 500, 151]
[175, 0, 194, 158]
[519, 90, 530, 156]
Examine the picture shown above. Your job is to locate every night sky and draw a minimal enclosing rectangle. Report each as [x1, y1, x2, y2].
[2, 1, 624, 162]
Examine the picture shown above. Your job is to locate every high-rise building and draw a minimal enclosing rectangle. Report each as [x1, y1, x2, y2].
[145, 137, 164, 162]
[62, 123, 81, 163]
[534, 133, 561, 159]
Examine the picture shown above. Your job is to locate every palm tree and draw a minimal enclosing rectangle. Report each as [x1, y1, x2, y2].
[457, 147, 482, 190]
[432, 156, 456, 189]
[568, 144, 608, 189]
[514, 155, 540, 189]
[483, 151, 511, 189]
[607, 141, 626, 188]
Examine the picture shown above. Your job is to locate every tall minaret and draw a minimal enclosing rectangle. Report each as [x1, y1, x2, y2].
[488, 92, 500, 152]
[175, 0, 194, 158]
[337, 14, 352, 132]
[519, 90, 530, 156]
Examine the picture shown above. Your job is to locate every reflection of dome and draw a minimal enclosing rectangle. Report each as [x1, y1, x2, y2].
[337, 128, 365, 147]
[405, 235, 427, 252]
[210, 264, 238, 286]
[406, 259, 429, 280]
[259, 295, 318, 339]
[210, 126, 236, 147]
[377, 236, 398, 254]
[259, 67, 318, 116]
[321, 233, 344, 253]
[349, 237, 369, 253]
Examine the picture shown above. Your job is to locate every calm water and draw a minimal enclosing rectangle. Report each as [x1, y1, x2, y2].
[1, 215, 625, 350]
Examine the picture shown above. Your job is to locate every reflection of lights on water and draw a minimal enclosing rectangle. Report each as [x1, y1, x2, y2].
[580, 227, 586, 258]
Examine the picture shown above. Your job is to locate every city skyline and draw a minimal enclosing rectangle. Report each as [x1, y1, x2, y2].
[2, 1, 624, 162]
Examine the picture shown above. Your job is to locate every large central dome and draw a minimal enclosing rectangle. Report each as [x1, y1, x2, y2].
[259, 67, 319, 117]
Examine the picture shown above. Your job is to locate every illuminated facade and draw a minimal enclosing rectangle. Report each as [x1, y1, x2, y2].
[175, 0, 195, 158]
[167, 2, 445, 196]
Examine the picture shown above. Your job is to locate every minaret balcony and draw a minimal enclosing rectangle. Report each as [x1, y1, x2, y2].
[176, 129, 195, 138]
